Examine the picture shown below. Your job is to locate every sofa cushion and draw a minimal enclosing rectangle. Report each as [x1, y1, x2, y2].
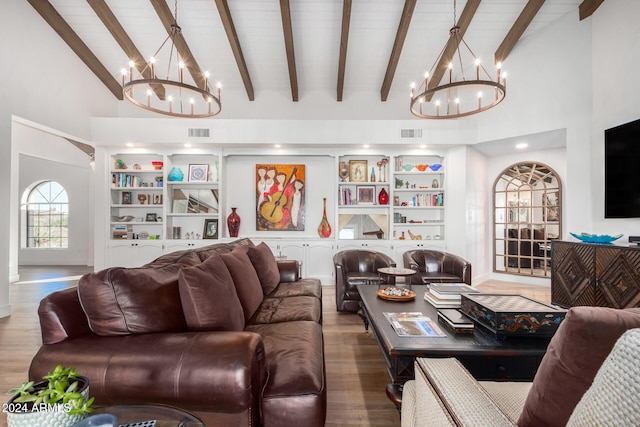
[247, 242, 281, 295]
[249, 296, 321, 325]
[220, 246, 264, 321]
[269, 278, 322, 299]
[518, 306, 640, 427]
[178, 253, 245, 331]
[78, 252, 202, 336]
[193, 242, 233, 262]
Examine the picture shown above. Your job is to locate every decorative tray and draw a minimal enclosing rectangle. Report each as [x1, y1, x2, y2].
[377, 287, 416, 301]
[569, 232, 623, 244]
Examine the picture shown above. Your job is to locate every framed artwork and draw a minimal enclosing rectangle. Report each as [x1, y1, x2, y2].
[357, 186, 375, 204]
[256, 164, 305, 231]
[349, 160, 368, 182]
[544, 192, 559, 222]
[122, 191, 132, 205]
[145, 213, 157, 222]
[188, 164, 209, 182]
[203, 219, 219, 239]
[152, 194, 163, 205]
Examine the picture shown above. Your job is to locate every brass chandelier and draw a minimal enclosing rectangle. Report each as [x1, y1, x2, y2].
[410, 0, 506, 119]
[121, 0, 221, 118]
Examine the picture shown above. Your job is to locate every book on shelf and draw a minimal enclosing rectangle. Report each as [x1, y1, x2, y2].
[428, 283, 481, 300]
[383, 312, 446, 338]
[437, 309, 474, 334]
[424, 292, 462, 308]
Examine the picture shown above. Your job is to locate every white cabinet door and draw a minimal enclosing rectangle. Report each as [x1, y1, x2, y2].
[305, 241, 335, 283]
[336, 240, 393, 257]
[108, 241, 163, 267]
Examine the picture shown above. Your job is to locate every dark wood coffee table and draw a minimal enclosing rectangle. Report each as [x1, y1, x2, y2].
[357, 284, 551, 408]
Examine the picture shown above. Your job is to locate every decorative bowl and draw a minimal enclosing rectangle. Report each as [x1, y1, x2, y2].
[152, 161, 163, 170]
[429, 164, 443, 171]
[402, 164, 414, 171]
[415, 164, 429, 171]
[569, 232, 623, 244]
[112, 215, 134, 222]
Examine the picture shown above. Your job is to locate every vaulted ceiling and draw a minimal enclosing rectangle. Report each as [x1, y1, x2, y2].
[28, 0, 603, 118]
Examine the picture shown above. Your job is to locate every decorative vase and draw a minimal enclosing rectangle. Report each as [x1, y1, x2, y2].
[168, 167, 184, 182]
[227, 208, 241, 237]
[317, 198, 332, 238]
[378, 188, 389, 205]
[7, 377, 90, 427]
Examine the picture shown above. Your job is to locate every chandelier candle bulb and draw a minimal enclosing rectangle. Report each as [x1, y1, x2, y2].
[448, 63, 453, 83]
[475, 58, 480, 80]
[179, 61, 184, 83]
[121, 68, 126, 86]
[168, 96, 173, 113]
[204, 71, 209, 90]
[129, 60, 134, 81]
[147, 89, 152, 106]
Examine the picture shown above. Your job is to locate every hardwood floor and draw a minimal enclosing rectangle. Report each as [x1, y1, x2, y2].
[0, 267, 549, 427]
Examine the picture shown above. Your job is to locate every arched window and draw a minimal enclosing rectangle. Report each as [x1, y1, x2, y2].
[493, 162, 562, 277]
[25, 181, 69, 248]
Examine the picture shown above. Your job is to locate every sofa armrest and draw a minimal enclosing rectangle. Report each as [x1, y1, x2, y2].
[442, 253, 472, 285]
[410, 358, 515, 427]
[38, 287, 93, 344]
[30, 331, 266, 419]
[277, 259, 300, 282]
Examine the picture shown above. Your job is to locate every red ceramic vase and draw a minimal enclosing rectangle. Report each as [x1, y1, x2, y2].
[378, 188, 389, 205]
[227, 207, 241, 237]
[317, 198, 332, 238]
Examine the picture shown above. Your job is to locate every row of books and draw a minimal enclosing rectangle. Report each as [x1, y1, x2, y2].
[338, 187, 354, 205]
[112, 173, 143, 188]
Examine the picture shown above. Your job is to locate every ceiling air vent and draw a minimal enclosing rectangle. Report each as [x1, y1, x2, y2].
[400, 129, 422, 139]
[188, 128, 211, 138]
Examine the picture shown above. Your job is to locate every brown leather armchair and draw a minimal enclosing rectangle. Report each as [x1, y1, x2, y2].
[334, 250, 396, 312]
[403, 249, 471, 286]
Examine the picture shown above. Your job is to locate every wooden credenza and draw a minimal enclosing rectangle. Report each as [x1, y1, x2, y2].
[551, 240, 640, 308]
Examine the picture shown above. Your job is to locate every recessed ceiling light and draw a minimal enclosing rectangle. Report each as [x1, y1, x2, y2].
[275, 144, 281, 148]
[184, 143, 192, 148]
[516, 143, 528, 149]
[363, 144, 370, 148]
[419, 144, 427, 149]
[126, 142, 134, 147]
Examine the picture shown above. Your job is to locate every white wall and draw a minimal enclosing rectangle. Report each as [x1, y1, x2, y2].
[465, 147, 489, 283]
[1, 0, 118, 317]
[590, 0, 640, 237]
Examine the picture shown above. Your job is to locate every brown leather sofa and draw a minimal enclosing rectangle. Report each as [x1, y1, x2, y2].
[29, 238, 326, 427]
[403, 249, 472, 286]
[334, 249, 396, 312]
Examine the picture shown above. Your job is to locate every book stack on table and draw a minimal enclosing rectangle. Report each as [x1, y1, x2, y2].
[437, 308, 475, 334]
[423, 283, 481, 308]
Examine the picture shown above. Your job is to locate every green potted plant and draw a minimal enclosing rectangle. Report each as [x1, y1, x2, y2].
[6, 365, 94, 427]
[155, 175, 163, 187]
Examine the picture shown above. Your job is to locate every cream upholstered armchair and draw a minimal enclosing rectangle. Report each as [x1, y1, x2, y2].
[401, 306, 640, 427]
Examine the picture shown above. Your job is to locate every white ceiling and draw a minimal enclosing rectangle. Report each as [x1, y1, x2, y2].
[45, 0, 583, 114]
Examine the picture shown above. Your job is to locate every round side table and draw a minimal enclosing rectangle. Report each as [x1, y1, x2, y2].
[377, 267, 417, 289]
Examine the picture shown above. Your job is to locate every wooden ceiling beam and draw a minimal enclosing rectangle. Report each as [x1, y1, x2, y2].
[87, 0, 165, 99]
[149, 0, 207, 92]
[579, 0, 605, 20]
[215, 0, 254, 101]
[279, 0, 299, 101]
[337, 0, 352, 102]
[494, 0, 545, 64]
[425, 0, 480, 100]
[380, 0, 417, 102]
[26, 0, 122, 100]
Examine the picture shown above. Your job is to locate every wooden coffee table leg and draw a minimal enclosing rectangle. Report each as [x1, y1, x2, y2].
[386, 383, 402, 411]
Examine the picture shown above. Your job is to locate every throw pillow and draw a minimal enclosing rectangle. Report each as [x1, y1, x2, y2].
[77, 252, 202, 336]
[220, 246, 264, 320]
[178, 253, 245, 331]
[518, 306, 640, 427]
[247, 242, 281, 295]
[566, 328, 640, 426]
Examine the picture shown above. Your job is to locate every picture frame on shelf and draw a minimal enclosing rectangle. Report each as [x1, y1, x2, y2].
[122, 191, 132, 205]
[357, 186, 375, 204]
[203, 218, 218, 239]
[188, 164, 209, 182]
[349, 160, 368, 182]
[152, 194, 163, 205]
[145, 213, 157, 222]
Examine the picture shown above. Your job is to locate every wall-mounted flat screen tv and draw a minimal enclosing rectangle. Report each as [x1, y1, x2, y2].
[605, 118, 640, 218]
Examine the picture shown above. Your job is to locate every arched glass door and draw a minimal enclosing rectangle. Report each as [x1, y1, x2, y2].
[494, 162, 562, 277]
